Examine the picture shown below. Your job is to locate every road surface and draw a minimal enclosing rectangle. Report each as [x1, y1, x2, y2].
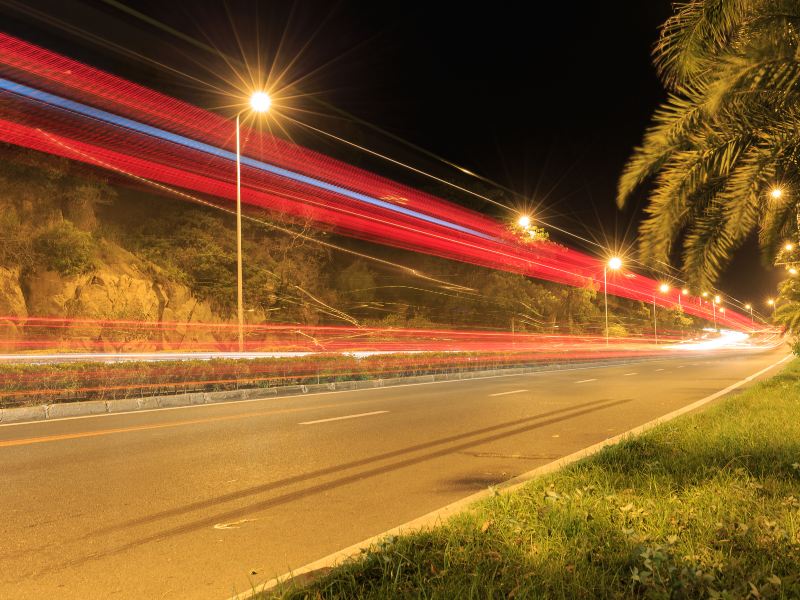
[0, 346, 789, 599]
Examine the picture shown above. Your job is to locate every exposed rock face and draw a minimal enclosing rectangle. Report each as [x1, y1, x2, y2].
[0, 266, 27, 352]
[13, 241, 227, 352]
[0, 267, 26, 317]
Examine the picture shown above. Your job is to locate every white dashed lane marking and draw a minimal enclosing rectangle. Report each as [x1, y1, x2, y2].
[299, 411, 389, 425]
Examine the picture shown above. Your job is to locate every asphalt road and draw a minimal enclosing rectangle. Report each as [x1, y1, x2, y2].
[0, 346, 790, 599]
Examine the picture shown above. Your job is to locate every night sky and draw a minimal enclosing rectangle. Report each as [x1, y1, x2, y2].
[0, 0, 783, 305]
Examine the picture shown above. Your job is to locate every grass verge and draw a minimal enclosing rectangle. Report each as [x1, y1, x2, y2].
[268, 359, 800, 599]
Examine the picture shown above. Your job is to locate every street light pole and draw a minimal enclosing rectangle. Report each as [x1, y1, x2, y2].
[233, 91, 271, 354]
[653, 295, 658, 344]
[604, 266, 609, 346]
[604, 257, 622, 345]
[235, 113, 244, 353]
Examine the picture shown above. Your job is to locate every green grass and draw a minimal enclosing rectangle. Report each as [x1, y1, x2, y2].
[268, 360, 800, 599]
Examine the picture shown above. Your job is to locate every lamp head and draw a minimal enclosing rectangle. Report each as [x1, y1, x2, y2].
[250, 91, 272, 113]
[607, 256, 622, 271]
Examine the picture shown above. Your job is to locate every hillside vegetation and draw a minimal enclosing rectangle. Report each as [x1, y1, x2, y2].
[0, 144, 699, 352]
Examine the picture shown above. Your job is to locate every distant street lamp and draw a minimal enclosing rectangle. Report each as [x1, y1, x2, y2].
[745, 303, 753, 326]
[604, 257, 622, 345]
[517, 214, 532, 229]
[767, 298, 776, 317]
[771, 187, 784, 200]
[653, 283, 670, 344]
[713, 295, 721, 330]
[235, 91, 272, 352]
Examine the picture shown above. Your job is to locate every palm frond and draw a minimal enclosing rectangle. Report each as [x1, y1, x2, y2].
[681, 200, 736, 289]
[718, 142, 778, 246]
[617, 89, 708, 207]
[654, 0, 749, 89]
[636, 135, 749, 263]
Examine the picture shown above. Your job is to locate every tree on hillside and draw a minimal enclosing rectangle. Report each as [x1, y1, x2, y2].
[618, 0, 800, 290]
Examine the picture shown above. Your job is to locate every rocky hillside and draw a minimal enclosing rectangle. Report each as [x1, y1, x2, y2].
[0, 144, 699, 353]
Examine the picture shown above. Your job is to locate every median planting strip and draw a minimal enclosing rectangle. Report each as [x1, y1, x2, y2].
[247, 355, 797, 599]
[0, 353, 679, 424]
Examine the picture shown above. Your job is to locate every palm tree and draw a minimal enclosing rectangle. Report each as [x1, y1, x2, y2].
[775, 276, 800, 332]
[618, 0, 800, 290]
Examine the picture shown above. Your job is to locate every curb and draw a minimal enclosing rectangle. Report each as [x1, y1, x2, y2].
[1, 354, 692, 425]
[230, 352, 793, 600]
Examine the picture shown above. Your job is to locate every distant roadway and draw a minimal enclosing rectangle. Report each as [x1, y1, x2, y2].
[0, 346, 790, 599]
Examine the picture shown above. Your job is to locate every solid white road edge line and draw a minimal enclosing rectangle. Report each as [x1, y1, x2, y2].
[575, 378, 597, 383]
[488, 389, 528, 397]
[298, 411, 388, 426]
[228, 352, 793, 600]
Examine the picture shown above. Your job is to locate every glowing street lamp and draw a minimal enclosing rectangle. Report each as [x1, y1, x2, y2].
[745, 303, 753, 326]
[785, 242, 795, 252]
[677, 287, 689, 309]
[708, 295, 721, 330]
[604, 257, 622, 345]
[770, 187, 784, 200]
[790, 267, 799, 276]
[652, 283, 671, 344]
[517, 214, 532, 229]
[767, 298, 776, 317]
[250, 91, 271, 113]
[235, 90, 272, 352]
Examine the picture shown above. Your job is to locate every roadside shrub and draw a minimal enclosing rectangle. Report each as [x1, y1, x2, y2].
[32, 221, 95, 276]
[605, 323, 628, 338]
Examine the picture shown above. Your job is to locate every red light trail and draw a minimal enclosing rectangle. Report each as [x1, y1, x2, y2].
[0, 32, 757, 334]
